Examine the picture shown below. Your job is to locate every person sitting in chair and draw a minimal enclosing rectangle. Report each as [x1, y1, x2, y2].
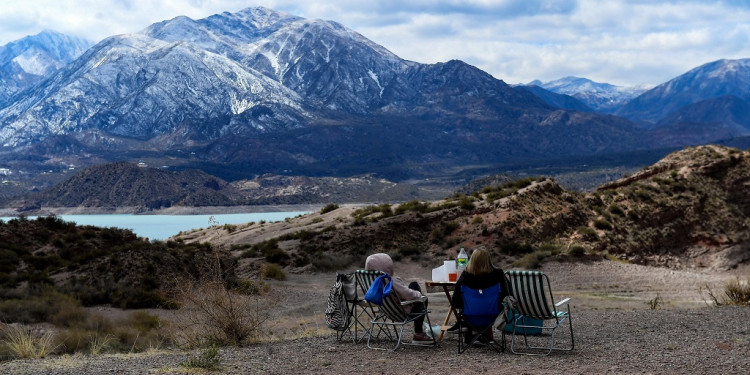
[365, 253, 432, 342]
[451, 247, 509, 343]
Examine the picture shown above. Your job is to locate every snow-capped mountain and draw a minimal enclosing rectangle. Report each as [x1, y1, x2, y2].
[0, 30, 92, 106]
[617, 59, 750, 126]
[0, 7, 652, 183]
[534, 76, 650, 113]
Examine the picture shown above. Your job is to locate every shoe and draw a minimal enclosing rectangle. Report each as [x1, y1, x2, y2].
[413, 332, 432, 342]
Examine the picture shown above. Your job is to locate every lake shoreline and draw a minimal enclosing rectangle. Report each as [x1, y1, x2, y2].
[0, 204, 331, 217]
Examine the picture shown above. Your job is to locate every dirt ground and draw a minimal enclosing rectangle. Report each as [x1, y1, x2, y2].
[3, 259, 749, 374]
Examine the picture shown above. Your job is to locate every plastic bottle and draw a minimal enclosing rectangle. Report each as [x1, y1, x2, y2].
[456, 246, 468, 278]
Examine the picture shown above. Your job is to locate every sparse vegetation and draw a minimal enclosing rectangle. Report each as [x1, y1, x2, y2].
[593, 219, 613, 230]
[569, 245, 587, 257]
[320, 203, 339, 214]
[395, 200, 430, 214]
[647, 294, 662, 310]
[181, 345, 221, 370]
[171, 272, 278, 348]
[512, 251, 547, 269]
[262, 263, 286, 280]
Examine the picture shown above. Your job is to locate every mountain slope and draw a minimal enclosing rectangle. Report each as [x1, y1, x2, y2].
[617, 59, 750, 125]
[0, 30, 92, 107]
[0, 6, 648, 187]
[515, 85, 594, 112]
[180, 145, 750, 272]
[16, 162, 242, 209]
[0, 32, 308, 147]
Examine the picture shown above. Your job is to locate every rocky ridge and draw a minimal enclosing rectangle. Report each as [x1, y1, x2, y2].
[177, 145, 750, 276]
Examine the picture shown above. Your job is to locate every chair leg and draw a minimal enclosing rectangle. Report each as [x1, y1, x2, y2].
[510, 314, 574, 356]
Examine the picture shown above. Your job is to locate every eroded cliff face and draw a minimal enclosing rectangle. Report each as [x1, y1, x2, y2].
[592, 145, 750, 269]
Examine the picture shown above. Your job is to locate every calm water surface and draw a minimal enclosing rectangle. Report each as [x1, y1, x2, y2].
[0, 212, 309, 240]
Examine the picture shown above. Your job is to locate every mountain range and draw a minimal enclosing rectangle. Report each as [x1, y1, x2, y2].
[1, 6, 750, 203]
[526, 76, 651, 113]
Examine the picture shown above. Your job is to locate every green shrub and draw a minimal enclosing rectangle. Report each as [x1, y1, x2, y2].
[181, 345, 221, 370]
[263, 247, 290, 265]
[569, 245, 587, 257]
[320, 203, 339, 214]
[395, 200, 430, 214]
[536, 241, 564, 256]
[608, 204, 625, 216]
[459, 196, 475, 210]
[512, 251, 547, 269]
[634, 189, 651, 201]
[0, 289, 80, 324]
[498, 241, 533, 256]
[397, 245, 421, 260]
[593, 219, 613, 230]
[577, 226, 599, 241]
[128, 311, 162, 332]
[627, 210, 640, 221]
[262, 263, 286, 280]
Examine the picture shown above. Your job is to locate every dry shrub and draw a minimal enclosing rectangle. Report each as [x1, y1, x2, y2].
[701, 276, 750, 306]
[170, 277, 278, 348]
[512, 251, 547, 269]
[723, 277, 750, 305]
[1, 324, 57, 359]
[55, 310, 169, 354]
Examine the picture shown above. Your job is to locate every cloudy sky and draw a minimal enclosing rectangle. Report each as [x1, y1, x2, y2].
[1, 0, 749, 86]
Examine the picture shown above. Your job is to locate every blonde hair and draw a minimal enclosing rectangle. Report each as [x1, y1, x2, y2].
[465, 248, 494, 275]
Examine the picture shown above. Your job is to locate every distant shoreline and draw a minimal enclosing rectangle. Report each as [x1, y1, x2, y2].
[0, 204, 333, 217]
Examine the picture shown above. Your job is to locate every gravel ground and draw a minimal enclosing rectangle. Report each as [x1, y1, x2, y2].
[3, 306, 748, 374]
[2, 261, 748, 374]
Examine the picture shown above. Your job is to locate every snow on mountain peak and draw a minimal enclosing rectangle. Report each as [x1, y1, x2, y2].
[537, 76, 648, 113]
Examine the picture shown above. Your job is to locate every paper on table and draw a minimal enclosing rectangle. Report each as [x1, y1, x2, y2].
[432, 265, 447, 282]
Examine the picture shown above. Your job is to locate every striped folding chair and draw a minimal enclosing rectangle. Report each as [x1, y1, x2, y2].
[504, 270, 575, 356]
[336, 272, 375, 343]
[355, 269, 437, 351]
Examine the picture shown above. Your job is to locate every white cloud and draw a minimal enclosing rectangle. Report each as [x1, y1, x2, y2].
[0, 0, 748, 86]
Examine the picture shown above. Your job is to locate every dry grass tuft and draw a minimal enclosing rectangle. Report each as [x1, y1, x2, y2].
[1, 324, 58, 359]
[701, 276, 750, 306]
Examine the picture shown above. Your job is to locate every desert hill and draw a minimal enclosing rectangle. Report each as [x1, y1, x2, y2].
[177, 145, 750, 276]
[0, 216, 233, 310]
[4, 162, 445, 213]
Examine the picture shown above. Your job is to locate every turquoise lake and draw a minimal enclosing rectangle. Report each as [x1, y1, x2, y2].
[0, 212, 309, 240]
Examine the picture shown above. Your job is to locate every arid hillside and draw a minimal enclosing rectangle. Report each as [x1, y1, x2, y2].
[176, 145, 750, 277]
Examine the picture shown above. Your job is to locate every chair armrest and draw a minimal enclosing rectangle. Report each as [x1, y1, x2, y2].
[401, 296, 428, 306]
[555, 297, 571, 307]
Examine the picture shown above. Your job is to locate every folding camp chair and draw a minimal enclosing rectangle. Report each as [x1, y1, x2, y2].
[336, 272, 375, 343]
[504, 270, 575, 356]
[457, 283, 505, 353]
[355, 269, 437, 351]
